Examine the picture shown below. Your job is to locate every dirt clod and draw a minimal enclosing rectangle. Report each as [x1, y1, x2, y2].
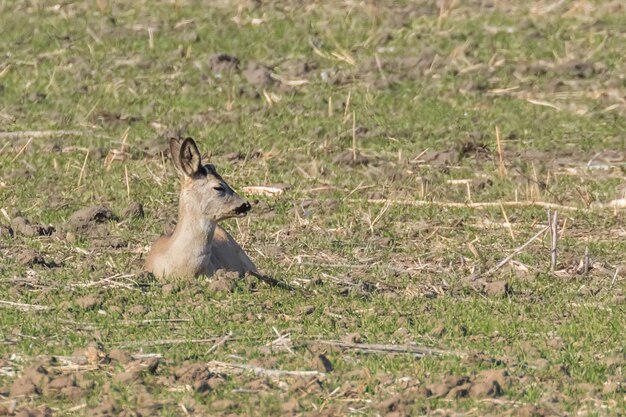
[483, 280, 510, 297]
[426, 370, 509, 400]
[17, 249, 47, 267]
[128, 304, 147, 315]
[73, 344, 106, 365]
[47, 374, 75, 390]
[173, 362, 224, 393]
[476, 369, 509, 388]
[469, 381, 502, 398]
[175, 363, 211, 383]
[59, 386, 84, 402]
[10, 379, 39, 397]
[142, 358, 160, 374]
[427, 383, 451, 397]
[281, 398, 300, 413]
[121, 202, 144, 219]
[208, 270, 239, 292]
[211, 399, 237, 411]
[113, 369, 142, 384]
[314, 354, 333, 372]
[11, 217, 54, 237]
[162, 283, 177, 295]
[377, 394, 415, 414]
[514, 404, 547, 417]
[419, 150, 459, 167]
[14, 407, 52, 417]
[75, 295, 101, 310]
[446, 383, 472, 398]
[89, 402, 118, 417]
[10, 365, 50, 397]
[67, 205, 114, 233]
[0, 224, 14, 238]
[278, 59, 316, 79]
[208, 277, 235, 292]
[209, 53, 240, 73]
[333, 150, 370, 166]
[243, 62, 274, 87]
[109, 349, 133, 364]
[341, 333, 365, 344]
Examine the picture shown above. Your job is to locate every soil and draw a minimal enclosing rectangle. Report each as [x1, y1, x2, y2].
[75, 295, 101, 310]
[10, 217, 54, 237]
[121, 202, 144, 219]
[278, 59, 316, 79]
[1, 2, 625, 416]
[172, 362, 226, 394]
[0, 347, 256, 416]
[332, 150, 371, 166]
[0, 224, 14, 238]
[67, 205, 115, 234]
[208, 53, 240, 74]
[16, 249, 47, 267]
[207, 277, 235, 292]
[483, 280, 511, 297]
[423, 369, 509, 400]
[242, 62, 274, 87]
[108, 349, 132, 365]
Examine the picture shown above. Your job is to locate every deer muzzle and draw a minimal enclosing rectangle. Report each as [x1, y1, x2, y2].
[234, 202, 251, 216]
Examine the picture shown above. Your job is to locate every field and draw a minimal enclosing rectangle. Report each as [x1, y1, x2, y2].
[1, 0, 625, 415]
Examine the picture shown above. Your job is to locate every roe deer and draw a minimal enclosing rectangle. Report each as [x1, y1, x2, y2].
[145, 137, 257, 279]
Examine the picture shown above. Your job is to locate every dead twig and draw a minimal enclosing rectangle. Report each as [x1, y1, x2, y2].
[485, 226, 550, 276]
[362, 198, 581, 212]
[306, 340, 467, 358]
[525, 98, 562, 111]
[249, 271, 299, 292]
[352, 111, 357, 161]
[52, 365, 99, 372]
[60, 404, 88, 414]
[495, 126, 506, 176]
[294, 260, 439, 276]
[132, 353, 163, 360]
[0, 130, 107, 139]
[119, 318, 191, 326]
[321, 272, 398, 293]
[583, 246, 591, 275]
[68, 274, 137, 290]
[11, 137, 33, 162]
[609, 267, 619, 289]
[267, 327, 293, 354]
[367, 199, 392, 233]
[77, 149, 90, 188]
[500, 202, 515, 240]
[206, 360, 324, 378]
[0, 300, 49, 311]
[117, 338, 220, 348]
[242, 185, 286, 196]
[550, 210, 558, 272]
[207, 331, 233, 354]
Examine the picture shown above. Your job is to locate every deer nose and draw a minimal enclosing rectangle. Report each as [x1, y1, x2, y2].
[235, 202, 251, 215]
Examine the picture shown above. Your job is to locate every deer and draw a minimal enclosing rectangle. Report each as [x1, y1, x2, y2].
[145, 137, 258, 279]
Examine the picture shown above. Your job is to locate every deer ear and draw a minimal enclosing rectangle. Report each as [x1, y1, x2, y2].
[169, 137, 185, 175]
[179, 137, 203, 177]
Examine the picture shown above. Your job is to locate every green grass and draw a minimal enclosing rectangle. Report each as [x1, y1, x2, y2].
[1, 1, 625, 416]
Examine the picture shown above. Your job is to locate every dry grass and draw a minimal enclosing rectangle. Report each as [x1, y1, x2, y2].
[0, 0, 625, 416]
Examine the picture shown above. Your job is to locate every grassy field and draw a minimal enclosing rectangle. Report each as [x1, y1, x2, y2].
[1, 1, 625, 415]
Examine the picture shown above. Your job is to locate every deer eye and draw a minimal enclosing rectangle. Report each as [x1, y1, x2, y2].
[213, 185, 225, 192]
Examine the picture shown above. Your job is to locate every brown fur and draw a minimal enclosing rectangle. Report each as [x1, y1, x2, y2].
[145, 137, 256, 279]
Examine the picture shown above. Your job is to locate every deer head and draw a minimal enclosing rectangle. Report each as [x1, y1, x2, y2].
[169, 137, 251, 222]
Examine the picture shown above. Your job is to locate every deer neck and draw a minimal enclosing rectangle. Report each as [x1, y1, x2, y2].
[169, 198, 216, 259]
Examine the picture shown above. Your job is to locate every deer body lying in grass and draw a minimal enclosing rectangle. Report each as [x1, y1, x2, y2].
[145, 137, 257, 279]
